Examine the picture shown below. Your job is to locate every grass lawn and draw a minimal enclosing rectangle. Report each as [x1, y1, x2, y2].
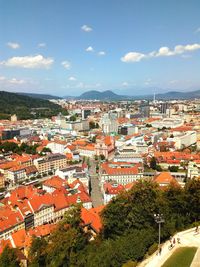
[162, 247, 197, 267]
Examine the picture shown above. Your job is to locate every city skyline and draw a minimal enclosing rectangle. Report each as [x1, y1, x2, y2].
[1, 0, 200, 96]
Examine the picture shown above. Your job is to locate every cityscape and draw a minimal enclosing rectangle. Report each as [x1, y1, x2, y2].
[0, 1, 200, 267]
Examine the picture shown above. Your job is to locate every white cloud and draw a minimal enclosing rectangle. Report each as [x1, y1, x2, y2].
[9, 78, 26, 84]
[121, 43, 200, 63]
[1, 54, 54, 69]
[0, 76, 26, 85]
[122, 82, 129, 87]
[7, 42, 20, 49]
[156, 46, 174, 57]
[121, 52, 146, 62]
[68, 76, 76, 81]
[98, 51, 106, 56]
[81, 25, 93, 32]
[38, 43, 46, 48]
[61, 60, 71, 70]
[85, 46, 94, 52]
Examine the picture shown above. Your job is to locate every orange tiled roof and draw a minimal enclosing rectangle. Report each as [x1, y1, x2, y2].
[0, 206, 23, 232]
[104, 182, 124, 195]
[0, 161, 19, 170]
[81, 206, 103, 233]
[154, 172, 178, 185]
[43, 176, 67, 189]
[101, 162, 140, 175]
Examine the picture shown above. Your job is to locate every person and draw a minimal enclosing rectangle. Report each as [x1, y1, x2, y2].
[173, 238, 176, 246]
[177, 236, 181, 244]
[195, 226, 199, 234]
[159, 247, 162, 255]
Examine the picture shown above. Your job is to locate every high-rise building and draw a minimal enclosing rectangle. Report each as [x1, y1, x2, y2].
[160, 102, 169, 114]
[100, 112, 119, 134]
[139, 103, 150, 118]
[82, 109, 91, 119]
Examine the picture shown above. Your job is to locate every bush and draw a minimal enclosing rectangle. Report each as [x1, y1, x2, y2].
[148, 243, 158, 255]
[122, 260, 137, 267]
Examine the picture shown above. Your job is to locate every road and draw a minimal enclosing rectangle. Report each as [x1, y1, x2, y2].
[89, 159, 103, 207]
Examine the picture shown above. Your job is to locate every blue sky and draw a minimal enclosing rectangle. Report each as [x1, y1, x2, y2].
[0, 0, 200, 96]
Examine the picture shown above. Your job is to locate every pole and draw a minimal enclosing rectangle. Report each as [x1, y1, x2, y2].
[158, 222, 161, 248]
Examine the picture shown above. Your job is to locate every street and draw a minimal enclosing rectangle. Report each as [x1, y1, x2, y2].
[89, 159, 104, 207]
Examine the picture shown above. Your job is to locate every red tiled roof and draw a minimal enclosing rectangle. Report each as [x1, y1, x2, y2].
[43, 176, 67, 189]
[154, 172, 178, 186]
[104, 182, 124, 195]
[0, 206, 23, 232]
[81, 206, 103, 233]
[101, 162, 140, 175]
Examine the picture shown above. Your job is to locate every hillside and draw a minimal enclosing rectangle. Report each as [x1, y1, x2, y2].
[78, 90, 127, 100]
[0, 91, 66, 120]
[18, 92, 62, 100]
[68, 89, 200, 101]
[155, 89, 200, 100]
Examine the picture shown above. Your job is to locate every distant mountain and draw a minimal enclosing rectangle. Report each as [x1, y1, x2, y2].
[75, 89, 200, 101]
[0, 91, 65, 120]
[18, 92, 62, 100]
[78, 90, 127, 100]
[149, 89, 200, 100]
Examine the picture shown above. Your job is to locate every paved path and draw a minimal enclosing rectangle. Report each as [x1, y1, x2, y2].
[191, 247, 200, 267]
[139, 227, 200, 267]
[89, 160, 103, 207]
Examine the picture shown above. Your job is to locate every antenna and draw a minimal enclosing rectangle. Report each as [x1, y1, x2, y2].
[153, 92, 156, 104]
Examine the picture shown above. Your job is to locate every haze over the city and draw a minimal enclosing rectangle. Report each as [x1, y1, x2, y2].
[1, 0, 200, 96]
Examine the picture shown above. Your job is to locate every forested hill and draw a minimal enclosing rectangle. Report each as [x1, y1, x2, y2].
[0, 91, 67, 120]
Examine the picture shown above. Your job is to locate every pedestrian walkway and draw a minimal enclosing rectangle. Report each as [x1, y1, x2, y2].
[190, 247, 200, 267]
[89, 160, 103, 207]
[138, 227, 200, 267]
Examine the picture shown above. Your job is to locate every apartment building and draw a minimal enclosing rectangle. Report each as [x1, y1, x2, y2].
[34, 153, 67, 174]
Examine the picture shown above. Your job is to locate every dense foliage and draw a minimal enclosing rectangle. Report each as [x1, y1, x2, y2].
[0, 91, 68, 119]
[0, 180, 200, 266]
[0, 246, 20, 267]
[0, 142, 39, 155]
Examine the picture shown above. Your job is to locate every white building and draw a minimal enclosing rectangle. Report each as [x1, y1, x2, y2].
[100, 113, 119, 134]
[151, 118, 184, 129]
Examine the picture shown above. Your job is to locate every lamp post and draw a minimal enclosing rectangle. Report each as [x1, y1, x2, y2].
[154, 213, 165, 250]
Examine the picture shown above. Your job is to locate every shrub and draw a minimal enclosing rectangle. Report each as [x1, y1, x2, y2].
[148, 243, 158, 255]
[122, 260, 137, 267]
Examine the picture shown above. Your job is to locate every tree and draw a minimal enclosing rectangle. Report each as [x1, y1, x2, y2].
[102, 180, 164, 239]
[87, 158, 91, 168]
[45, 206, 89, 267]
[89, 121, 96, 129]
[41, 147, 51, 154]
[100, 154, 106, 161]
[168, 166, 179, 172]
[91, 136, 96, 143]
[156, 165, 162, 171]
[184, 179, 200, 222]
[69, 115, 77, 121]
[0, 246, 20, 267]
[150, 157, 157, 170]
[29, 236, 47, 267]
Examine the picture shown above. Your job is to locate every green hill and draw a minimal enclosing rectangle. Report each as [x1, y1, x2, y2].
[18, 92, 62, 100]
[0, 91, 67, 120]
